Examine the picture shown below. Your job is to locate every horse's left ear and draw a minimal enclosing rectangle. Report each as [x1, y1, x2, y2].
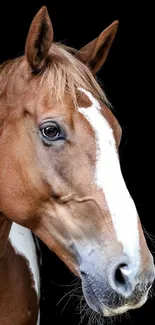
[25, 6, 53, 72]
[76, 21, 119, 74]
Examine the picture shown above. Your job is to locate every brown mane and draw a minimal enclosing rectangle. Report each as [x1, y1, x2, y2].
[0, 57, 23, 93]
[0, 43, 110, 107]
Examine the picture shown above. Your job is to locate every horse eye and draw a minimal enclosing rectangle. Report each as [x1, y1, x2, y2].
[42, 125, 60, 139]
[39, 122, 65, 145]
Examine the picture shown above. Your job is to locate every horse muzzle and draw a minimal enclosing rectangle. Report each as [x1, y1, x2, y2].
[79, 252, 155, 316]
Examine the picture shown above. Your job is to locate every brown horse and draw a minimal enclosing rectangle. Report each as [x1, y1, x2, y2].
[0, 6, 154, 325]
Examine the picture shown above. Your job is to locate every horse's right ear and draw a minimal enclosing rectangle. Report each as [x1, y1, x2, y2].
[25, 6, 53, 73]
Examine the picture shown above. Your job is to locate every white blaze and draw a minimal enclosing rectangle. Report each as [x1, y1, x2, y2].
[78, 88, 140, 265]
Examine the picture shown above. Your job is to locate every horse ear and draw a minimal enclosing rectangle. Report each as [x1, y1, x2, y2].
[76, 21, 119, 74]
[25, 6, 53, 72]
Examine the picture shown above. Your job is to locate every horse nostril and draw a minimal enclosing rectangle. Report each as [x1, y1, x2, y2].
[114, 264, 129, 287]
[110, 262, 133, 297]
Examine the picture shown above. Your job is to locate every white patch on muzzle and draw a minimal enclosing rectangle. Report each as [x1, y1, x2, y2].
[78, 88, 140, 266]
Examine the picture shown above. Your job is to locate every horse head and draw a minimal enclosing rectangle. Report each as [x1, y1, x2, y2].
[0, 6, 154, 317]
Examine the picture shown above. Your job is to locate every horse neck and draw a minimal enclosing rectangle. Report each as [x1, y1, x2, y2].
[0, 212, 12, 258]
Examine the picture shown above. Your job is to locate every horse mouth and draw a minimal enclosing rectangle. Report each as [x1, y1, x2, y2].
[103, 293, 148, 317]
[82, 278, 150, 317]
[84, 293, 148, 318]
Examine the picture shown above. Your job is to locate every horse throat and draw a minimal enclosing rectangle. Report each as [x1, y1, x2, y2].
[0, 212, 12, 258]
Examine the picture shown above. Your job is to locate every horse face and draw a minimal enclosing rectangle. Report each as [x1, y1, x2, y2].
[31, 86, 155, 316]
[1, 75, 154, 316]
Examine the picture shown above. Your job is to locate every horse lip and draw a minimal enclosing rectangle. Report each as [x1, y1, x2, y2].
[81, 279, 103, 314]
[81, 273, 150, 317]
[103, 293, 148, 317]
[82, 285, 149, 317]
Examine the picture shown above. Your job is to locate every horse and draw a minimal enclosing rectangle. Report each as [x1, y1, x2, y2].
[0, 5, 154, 325]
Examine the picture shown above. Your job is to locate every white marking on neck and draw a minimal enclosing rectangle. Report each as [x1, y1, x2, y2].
[37, 309, 40, 325]
[78, 88, 140, 268]
[9, 223, 40, 299]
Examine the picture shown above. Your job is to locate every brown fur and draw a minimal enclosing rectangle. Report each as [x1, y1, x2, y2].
[0, 240, 38, 325]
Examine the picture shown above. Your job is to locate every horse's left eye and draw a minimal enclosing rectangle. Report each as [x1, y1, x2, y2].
[39, 122, 65, 145]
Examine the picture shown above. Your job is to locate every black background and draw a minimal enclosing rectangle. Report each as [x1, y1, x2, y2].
[0, 1, 151, 325]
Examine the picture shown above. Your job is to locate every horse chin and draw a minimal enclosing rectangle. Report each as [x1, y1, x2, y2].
[84, 295, 148, 318]
[103, 293, 148, 317]
[82, 280, 150, 318]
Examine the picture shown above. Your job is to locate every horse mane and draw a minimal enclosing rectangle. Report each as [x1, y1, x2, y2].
[42, 43, 110, 106]
[0, 42, 110, 107]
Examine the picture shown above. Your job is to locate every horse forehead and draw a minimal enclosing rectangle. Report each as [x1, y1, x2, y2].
[77, 90, 93, 108]
[33, 92, 74, 125]
[77, 89, 111, 130]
